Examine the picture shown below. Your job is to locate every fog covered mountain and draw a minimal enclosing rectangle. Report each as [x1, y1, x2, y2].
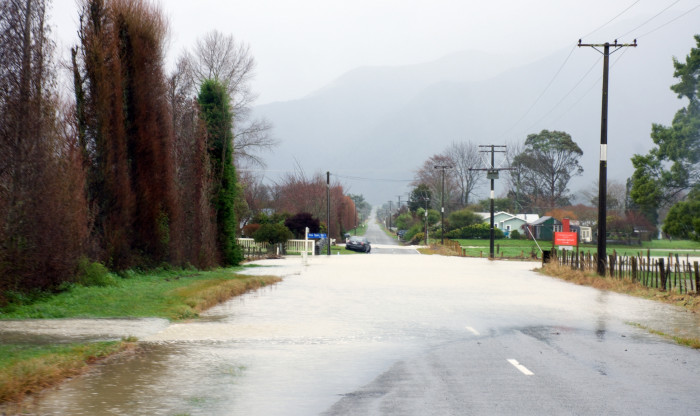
[253, 18, 698, 205]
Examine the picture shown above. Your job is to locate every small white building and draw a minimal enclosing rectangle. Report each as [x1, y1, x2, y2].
[478, 211, 540, 237]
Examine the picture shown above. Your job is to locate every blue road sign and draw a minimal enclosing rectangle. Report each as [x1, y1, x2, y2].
[308, 233, 327, 239]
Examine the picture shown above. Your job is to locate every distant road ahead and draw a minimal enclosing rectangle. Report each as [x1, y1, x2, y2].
[360, 209, 418, 255]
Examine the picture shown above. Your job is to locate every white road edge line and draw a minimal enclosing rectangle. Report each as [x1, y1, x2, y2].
[507, 359, 534, 376]
[466, 326, 480, 336]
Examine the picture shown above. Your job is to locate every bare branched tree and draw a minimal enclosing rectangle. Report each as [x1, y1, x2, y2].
[412, 154, 460, 212]
[446, 141, 482, 206]
[190, 31, 255, 110]
[176, 30, 278, 167]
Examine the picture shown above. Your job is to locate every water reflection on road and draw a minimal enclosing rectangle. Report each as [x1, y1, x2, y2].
[9, 255, 700, 415]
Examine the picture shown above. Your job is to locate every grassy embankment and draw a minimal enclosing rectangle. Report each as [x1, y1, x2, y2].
[346, 222, 368, 236]
[0, 267, 281, 404]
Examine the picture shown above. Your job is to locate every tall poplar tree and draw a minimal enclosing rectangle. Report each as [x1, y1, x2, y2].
[198, 79, 242, 265]
[74, 0, 182, 268]
[0, 0, 89, 290]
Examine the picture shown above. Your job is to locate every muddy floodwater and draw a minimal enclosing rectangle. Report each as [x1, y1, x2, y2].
[3, 254, 700, 415]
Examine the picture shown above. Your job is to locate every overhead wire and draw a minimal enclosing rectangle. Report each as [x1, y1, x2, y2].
[617, 0, 683, 39]
[497, 46, 576, 140]
[535, 0, 698, 129]
[521, 55, 602, 134]
[581, 0, 643, 39]
[548, 47, 632, 126]
[636, 2, 700, 39]
[498, 0, 644, 142]
[331, 173, 413, 183]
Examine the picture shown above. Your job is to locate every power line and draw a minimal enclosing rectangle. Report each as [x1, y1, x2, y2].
[548, 47, 632, 126]
[523, 44, 632, 133]
[581, 0, 643, 39]
[617, 0, 683, 39]
[331, 173, 413, 183]
[497, 0, 644, 142]
[497, 46, 576, 140]
[522, 55, 602, 134]
[637, 2, 700, 39]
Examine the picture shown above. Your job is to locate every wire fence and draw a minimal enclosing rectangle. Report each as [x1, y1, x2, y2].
[552, 249, 700, 294]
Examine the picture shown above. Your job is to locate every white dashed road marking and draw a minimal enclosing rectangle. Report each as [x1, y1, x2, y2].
[507, 359, 534, 376]
[466, 326, 480, 336]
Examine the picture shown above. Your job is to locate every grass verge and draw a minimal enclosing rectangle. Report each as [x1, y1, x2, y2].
[1, 268, 281, 321]
[0, 339, 136, 404]
[538, 263, 700, 348]
[454, 238, 700, 259]
[628, 323, 700, 349]
[346, 222, 368, 237]
[417, 244, 464, 256]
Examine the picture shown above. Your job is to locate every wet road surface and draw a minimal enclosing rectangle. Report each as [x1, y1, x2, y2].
[350, 210, 418, 255]
[4, 254, 700, 415]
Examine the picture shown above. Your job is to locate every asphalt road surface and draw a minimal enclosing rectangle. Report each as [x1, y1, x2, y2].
[358, 210, 419, 255]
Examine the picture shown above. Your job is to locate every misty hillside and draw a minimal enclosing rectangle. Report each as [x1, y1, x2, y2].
[253, 18, 698, 204]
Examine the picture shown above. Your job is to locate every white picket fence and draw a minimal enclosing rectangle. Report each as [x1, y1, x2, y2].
[236, 238, 315, 255]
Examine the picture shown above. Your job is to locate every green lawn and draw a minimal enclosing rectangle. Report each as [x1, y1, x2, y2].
[0, 266, 280, 321]
[346, 222, 368, 237]
[453, 238, 700, 259]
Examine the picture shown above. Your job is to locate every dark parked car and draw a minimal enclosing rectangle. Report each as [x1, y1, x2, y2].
[345, 236, 371, 253]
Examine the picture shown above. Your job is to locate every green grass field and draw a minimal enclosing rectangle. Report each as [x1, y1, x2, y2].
[0, 267, 280, 321]
[345, 222, 368, 236]
[453, 238, 700, 259]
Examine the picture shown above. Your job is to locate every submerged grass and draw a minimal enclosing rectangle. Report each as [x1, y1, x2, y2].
[1, 268, 281, 321]
[628, 323, 700, 349]
[0, 267, 282, 405]
[539, 263, 700, 348]
[0, 340, 135, 404]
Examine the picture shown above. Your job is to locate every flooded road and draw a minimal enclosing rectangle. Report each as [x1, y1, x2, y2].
[5, 253, 700, 415]
[347, 210, 418, 255]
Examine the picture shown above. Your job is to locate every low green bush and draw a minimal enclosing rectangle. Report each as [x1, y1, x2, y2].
[410, 232, 425, 244]
[403, 224, 423, 242]
[446, 223, 505, 239]
[75, 258, 118, 287]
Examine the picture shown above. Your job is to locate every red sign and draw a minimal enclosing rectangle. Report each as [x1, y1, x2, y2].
[562, 218, 570, 232]
[554, 231, 578, 246]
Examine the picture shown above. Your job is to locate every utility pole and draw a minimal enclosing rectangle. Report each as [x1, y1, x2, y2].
[326, 171, 331, 256]
[578, 39, 636, 276]
[354, 203, 357, 235]
[423, 196, 430, 244]
[388, 201, 392, 231]
[470, 145, 512, 259]
[434, 165, 452, 244]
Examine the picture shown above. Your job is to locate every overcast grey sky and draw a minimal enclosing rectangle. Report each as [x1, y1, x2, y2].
[50, 0, 700, 105]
